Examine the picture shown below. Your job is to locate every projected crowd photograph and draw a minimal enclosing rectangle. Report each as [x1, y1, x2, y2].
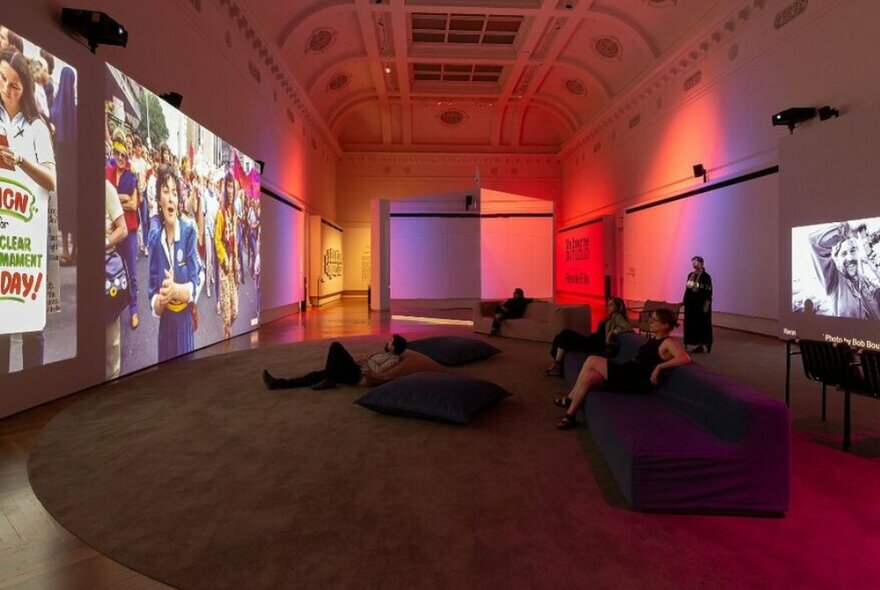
[792, 217, 880, 319]
[105, 64, 261, 379]
[0, 24, 77, 374]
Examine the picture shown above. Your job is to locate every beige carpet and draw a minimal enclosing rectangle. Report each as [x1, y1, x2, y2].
[27, 330, 880, 589]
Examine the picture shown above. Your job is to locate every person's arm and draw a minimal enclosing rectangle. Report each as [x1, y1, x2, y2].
[809, 224, 845, 295]
[0, 121, 56, 191]
[120, 185, 139, 212]
[366, 352, 400, 376]
[107, 215, 127, 250]
[105, 181, 127, 250]
[176, 223, 201, 303]
[702, 273, 712, 313]
[650, 339, 692, 385]
[605, 314, 630, 342]
[149, 245, 168, 317]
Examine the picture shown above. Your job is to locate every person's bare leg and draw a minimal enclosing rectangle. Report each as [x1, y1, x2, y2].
[554, 347, 565, 363]
[557, 356, 608, 429]
[566, 355, 607, 399]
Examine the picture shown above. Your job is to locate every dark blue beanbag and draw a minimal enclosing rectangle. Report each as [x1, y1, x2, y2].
[354, 373, 510, 424]
[407, 336, 501, 366]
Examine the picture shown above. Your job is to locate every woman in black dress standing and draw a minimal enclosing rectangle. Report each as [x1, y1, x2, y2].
[683, 256, 713, 353]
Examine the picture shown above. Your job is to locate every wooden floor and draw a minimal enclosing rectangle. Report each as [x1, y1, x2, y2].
[0, 299, 456, 590]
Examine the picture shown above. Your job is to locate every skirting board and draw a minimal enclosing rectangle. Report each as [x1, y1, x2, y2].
[261, 303, 302, 324]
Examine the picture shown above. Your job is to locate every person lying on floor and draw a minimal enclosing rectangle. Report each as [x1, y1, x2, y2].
[544, 296, 632, 376]
[262, 334, 409, 390]
[553, 307, 691, 430]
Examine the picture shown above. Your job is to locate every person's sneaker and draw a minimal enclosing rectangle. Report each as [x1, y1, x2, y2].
[262, 370, 279, 390]
[311, 378, 336, 391]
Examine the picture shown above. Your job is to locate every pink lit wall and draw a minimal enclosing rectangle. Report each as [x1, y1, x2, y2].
[480, 216, 553, 300]
[480, 189, 554, 299]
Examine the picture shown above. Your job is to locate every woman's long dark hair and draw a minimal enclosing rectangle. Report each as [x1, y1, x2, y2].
[0, 47, 41, 124]
[608, 296, 628, 318]
[155, 164, 180, 229]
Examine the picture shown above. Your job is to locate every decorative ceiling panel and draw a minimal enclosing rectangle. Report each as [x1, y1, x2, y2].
[238, 0, 739, 153]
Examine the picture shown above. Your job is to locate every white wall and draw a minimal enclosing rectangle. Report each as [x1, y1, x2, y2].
[342, 224, 371, 294]
[779, 103, 880, 343]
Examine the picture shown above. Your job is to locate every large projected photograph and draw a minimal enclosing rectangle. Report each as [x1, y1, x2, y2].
[792, 218, 880, 319]
[105, 64, 260, 379]
[0, 24, 77, 374]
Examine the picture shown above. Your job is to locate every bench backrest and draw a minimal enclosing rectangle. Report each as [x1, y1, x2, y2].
[611, 332, 764, 441]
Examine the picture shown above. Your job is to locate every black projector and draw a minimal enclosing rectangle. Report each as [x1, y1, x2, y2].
[771, 107, 817, 131]
[61, 8, 128, 53]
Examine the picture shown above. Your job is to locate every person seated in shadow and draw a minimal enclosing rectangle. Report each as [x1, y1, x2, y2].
[491, 287, 533, 335]
[262, 334, 408, 391]
[554, 307, 691, 430]
[544, 296, 632, 376]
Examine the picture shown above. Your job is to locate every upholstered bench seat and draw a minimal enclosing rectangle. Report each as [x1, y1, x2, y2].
[472, 300, 590, 343]
[565, 333, 790, 514]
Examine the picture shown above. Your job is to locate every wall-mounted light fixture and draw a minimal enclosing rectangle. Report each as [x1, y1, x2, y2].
[693, 163, 707, 183]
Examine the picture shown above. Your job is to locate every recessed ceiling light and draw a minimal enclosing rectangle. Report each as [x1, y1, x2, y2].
[384, 65, 392, 74]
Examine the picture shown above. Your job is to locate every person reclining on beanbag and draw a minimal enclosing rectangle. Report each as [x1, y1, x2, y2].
[263, 334, 419, 390]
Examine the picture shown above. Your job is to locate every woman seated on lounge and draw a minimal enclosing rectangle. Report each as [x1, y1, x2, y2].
[554, 307, 691, 430]
[544, 296, 632, 376]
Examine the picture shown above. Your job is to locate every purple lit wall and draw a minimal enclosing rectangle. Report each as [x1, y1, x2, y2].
[388, 189, 553, 302]
[390, 217, 481, 300]
[260, 195, 304, 312]
[622, 173, 778, 319]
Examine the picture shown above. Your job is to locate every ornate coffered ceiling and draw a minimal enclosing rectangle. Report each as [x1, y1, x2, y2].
[224, 0, 775, 154]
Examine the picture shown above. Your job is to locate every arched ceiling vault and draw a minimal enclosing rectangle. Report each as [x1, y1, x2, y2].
[238, 0, 746, 154]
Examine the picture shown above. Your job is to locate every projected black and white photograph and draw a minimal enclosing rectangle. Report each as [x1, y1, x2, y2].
[105, 63, 261, 379]
[0, 24, 77, 374]
[792, 217, 880, 319]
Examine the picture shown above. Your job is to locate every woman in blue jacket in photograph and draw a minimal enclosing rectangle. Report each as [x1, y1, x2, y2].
[148, 164, 203, 363]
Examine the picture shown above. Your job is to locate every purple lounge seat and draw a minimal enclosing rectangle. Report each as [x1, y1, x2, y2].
[564, 333, 790, 514]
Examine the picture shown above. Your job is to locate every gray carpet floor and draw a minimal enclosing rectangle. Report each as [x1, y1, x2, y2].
[27, 329, 880, 589]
